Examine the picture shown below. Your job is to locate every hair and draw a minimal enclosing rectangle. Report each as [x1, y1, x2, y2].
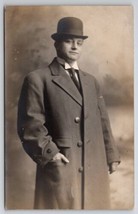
[54, 40, 63, 57]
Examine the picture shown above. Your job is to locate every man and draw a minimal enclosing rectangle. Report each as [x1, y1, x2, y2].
[17, 17, 120, 209]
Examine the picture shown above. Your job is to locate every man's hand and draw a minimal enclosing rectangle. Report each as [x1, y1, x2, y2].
[109, 162, 119, 174]
[52, 152, 69, 163]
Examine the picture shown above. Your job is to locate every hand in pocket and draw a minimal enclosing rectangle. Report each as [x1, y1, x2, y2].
[52, 152, 69, 164]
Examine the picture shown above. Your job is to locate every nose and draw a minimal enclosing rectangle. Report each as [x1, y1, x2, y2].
[71, 41, 77, 49]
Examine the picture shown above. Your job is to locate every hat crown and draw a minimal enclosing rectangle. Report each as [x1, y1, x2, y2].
[51, 17, 88, 40]
[57, 17, 83, 35]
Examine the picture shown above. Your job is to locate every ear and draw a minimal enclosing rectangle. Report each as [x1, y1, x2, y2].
[54, 41, 58, 50]
[54, 41, 62, 50]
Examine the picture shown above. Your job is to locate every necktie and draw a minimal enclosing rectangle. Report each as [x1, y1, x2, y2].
[68, 67, 81, 91]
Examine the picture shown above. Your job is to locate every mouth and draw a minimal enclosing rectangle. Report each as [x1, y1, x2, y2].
[69, 52, 78, 54]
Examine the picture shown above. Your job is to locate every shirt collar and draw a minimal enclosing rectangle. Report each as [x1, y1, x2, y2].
[57, 57, 79, 70]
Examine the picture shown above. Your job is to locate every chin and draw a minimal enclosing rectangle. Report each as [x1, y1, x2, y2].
[67, 59, 77, 64]
[69, 56, 79, 61]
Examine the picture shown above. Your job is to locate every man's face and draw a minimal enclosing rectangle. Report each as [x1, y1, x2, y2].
[56, 37, 84, 64]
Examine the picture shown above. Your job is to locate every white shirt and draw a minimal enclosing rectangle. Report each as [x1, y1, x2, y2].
[56, 57, 79, 81]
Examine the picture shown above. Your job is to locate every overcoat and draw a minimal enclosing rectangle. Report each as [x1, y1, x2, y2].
[17, 58, 120, 209]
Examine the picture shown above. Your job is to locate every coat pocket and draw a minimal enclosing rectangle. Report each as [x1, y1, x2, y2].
[44, 139, 71, 183]
[47, 159, 66, 167]
[45, 156, 70, 183]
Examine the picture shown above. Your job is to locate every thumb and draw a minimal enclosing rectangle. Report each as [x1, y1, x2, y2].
[109, 162, 118, 174]
[61, 154, 69, 163]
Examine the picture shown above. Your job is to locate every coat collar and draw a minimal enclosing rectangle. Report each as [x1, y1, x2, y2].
[49, 58, 96, 121]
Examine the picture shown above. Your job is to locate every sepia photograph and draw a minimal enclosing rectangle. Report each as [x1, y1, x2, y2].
[4, 5, 134, 210]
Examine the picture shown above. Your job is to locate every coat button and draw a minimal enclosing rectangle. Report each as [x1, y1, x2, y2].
[47, 148, 52, 153]
[75, 117, 80, 123]
[78, 166, 83, 173]
[77, 141, 83, 147]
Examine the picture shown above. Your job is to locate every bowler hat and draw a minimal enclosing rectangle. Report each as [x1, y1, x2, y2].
[51, 17, 88, 40]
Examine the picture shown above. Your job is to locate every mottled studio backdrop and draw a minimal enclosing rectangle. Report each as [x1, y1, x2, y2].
[5, 6, 133, 209]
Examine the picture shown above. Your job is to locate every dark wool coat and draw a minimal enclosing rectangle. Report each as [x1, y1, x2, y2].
[17, 58, 120, 209]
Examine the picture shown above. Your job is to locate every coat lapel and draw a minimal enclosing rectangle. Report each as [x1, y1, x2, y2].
[49, 58, 82, 106]
[79, 69, 96, 118]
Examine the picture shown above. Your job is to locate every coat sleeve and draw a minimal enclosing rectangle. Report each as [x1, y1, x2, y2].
[94, 78, 121, 165]
[17, 72, 59, 167]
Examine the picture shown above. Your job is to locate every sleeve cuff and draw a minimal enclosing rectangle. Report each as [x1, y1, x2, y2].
[33, 141, 59, 167]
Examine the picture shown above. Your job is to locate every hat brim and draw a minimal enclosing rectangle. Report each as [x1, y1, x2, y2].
[51, 33, 88, 41]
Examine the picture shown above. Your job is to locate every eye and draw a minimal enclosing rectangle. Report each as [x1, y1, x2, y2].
[64, 39, 72, 44]
[77, 40, 83, 46]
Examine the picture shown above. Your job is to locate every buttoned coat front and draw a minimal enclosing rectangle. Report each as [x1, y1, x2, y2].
[17, 58, 120, 209]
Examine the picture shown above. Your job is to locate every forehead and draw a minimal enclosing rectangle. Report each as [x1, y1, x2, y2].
[66, 36, 83, 39]
[56, 36, 84, 42]
[61, 37, 84, 43]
